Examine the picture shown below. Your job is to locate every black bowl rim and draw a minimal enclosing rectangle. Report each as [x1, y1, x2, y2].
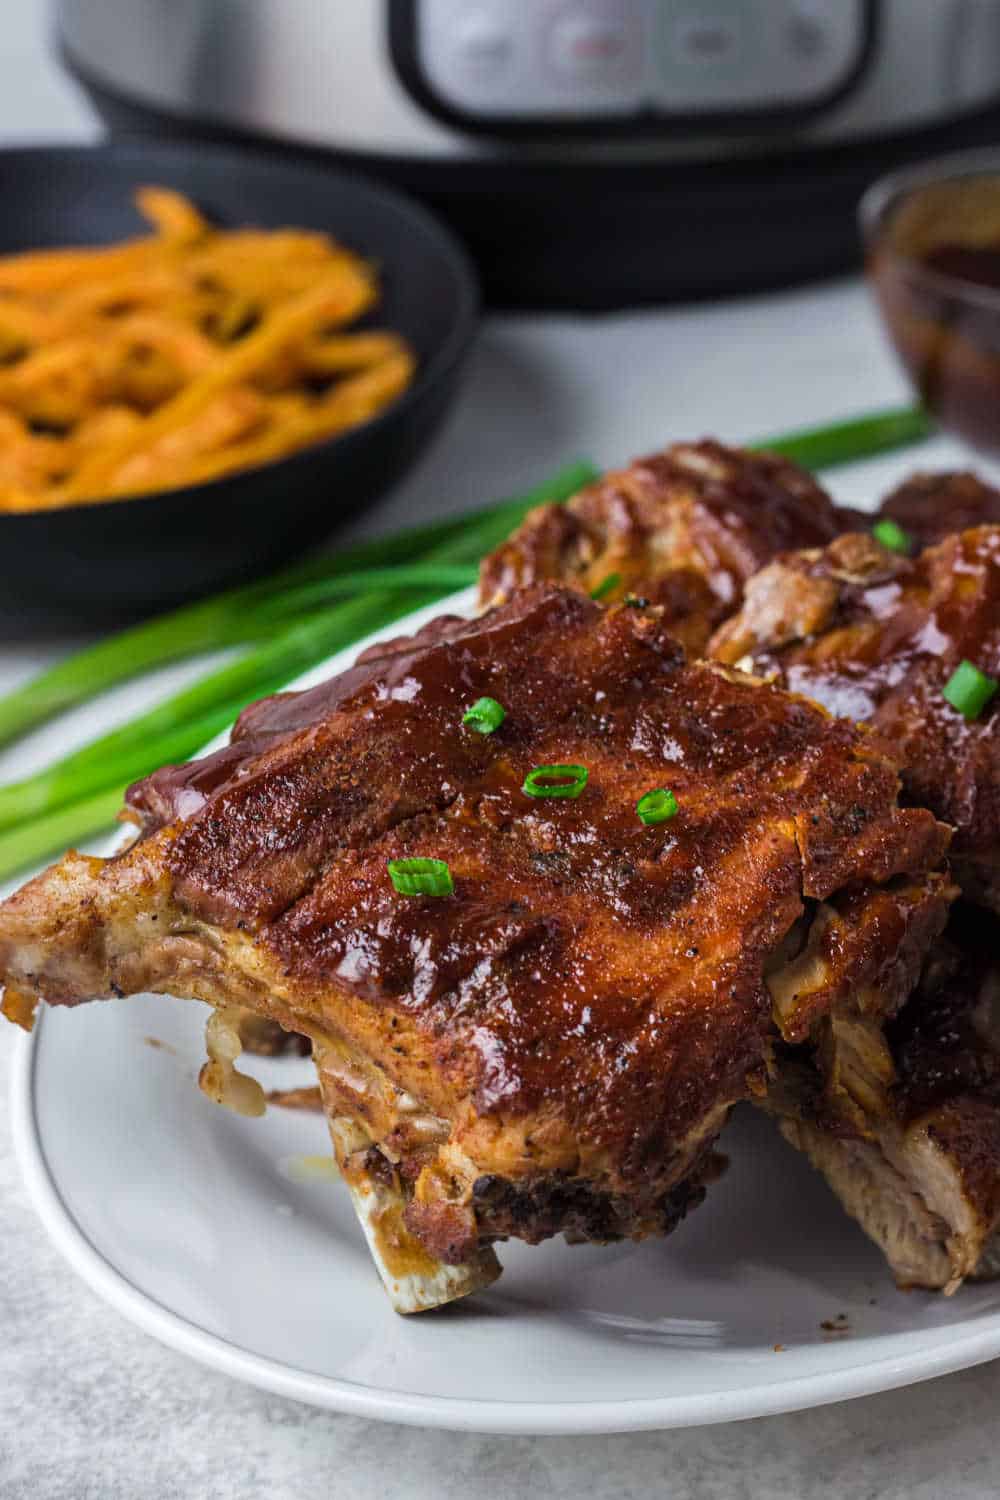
[0, 139, 479, 524]
[859, 146, 1000, 314]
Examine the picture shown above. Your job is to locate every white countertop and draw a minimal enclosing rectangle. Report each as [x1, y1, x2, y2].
[4, 6, 1000, 1498]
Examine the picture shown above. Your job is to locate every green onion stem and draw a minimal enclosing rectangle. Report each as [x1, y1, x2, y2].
[387, 857, 454, 897]
[0, 600, 420, 835]
[942, 659, 998, 721]
[245, 564, 479, 626]
[462, 696, 506, 736]
[0, 786, 129, 883]
[590, 572, 622, 601]
[749, 404, 933, 471]
[0, 688, 294, 834]
[872, 517, 913, 555]
[636, 787, 678, 825]
[522, 763, 589, 800]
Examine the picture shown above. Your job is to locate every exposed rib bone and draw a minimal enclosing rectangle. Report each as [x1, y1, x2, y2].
[194, 1007, 502, 1311]
[314, 1040, 501, 1314]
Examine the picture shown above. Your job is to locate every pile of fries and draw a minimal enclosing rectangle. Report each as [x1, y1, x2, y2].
[0, 187, 415, 511]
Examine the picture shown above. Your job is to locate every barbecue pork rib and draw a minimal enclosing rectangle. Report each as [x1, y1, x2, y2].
[0, 585, 953, 1310]
[770, 905, 1000, 1291]
[878, 471, 1000, 551]
[479, 441, 855, 654]
[710, 526, 1000, 912]
[256, 437, 867, 1069]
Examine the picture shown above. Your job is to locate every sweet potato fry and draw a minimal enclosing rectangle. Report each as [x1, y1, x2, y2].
[136, 185, 210, 245]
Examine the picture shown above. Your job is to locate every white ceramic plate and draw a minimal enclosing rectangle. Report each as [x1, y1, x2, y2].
[12, 590, 1000, 1434]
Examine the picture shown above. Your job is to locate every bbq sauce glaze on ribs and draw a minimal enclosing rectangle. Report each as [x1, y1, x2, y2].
[710, 526, 1000, 912]
[479, 441, 858, 654]
[0, 584, 954, 1309]
[211, 468, 1000, 1067]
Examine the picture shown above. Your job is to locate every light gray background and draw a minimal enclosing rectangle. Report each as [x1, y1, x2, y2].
[3, 5, 1000, 1497]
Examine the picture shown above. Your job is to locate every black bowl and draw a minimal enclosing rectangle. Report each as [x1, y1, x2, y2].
[0, 142, 478, 633]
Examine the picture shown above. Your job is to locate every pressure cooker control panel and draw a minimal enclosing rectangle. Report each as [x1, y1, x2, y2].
[389, 0, 875, 131]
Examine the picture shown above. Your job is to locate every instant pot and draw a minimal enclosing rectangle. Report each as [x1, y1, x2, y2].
[58, 0, 1000, 307]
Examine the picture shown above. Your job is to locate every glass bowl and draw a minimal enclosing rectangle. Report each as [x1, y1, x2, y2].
[861, 148, 1000, 457]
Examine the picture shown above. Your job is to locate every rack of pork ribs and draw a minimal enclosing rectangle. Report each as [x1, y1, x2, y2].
[1, 440, 999, 1310]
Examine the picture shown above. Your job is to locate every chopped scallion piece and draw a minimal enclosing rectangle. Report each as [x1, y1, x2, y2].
[463, 696, 506, 735]
[636, 788, 678, 825]
[872, 518, 913, 555]
[942, 660, 998, 721]
[590, 573, 621, 601]
[522, 764, 589, 799]
[387, 857, 454, 897]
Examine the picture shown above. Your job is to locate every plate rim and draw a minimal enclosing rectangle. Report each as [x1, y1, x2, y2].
[11, 587, 1000, 1434]
[17, 1015, 1000, 1433]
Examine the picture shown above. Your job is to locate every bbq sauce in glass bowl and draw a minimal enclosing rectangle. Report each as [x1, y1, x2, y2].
[865, 171, 1000, 456]
[921, 244, 1000, 290]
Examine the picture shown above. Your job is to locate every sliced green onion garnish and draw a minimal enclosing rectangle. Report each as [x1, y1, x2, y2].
[463, 696, 506, 735]
[387, 858, 454, 897]
[590, 573, 621, 601]
[872, 518, 912, 555]
[636, 788, 678, 825]
[942, 660, 998, 721]
[522, 764, 589, 799]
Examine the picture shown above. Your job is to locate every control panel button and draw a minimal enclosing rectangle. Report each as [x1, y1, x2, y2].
[453, 13, 513, 75]
[655, 0, 865, 111]
[671, 13, 742, 67]
[549, 14, 630, 78]
[785, 16, 826, 58]
[417, 0, 639, 116]
[785, 0, 833, 59]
